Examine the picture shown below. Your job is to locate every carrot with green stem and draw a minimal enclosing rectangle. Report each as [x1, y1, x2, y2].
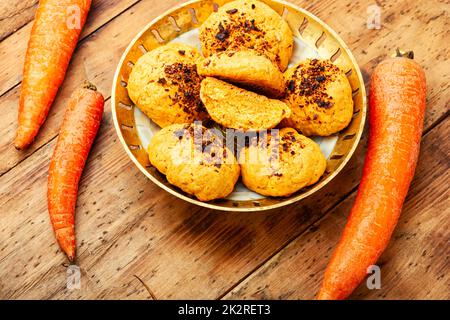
[15, 0, 92, 150]
[48, 82, 104, 262]
[317, 50, 426, 300]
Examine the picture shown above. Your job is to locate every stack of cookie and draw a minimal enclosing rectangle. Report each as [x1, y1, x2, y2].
[127, 0, 354, 201]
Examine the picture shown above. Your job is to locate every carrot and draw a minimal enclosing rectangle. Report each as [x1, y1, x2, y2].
[15, 0, 92, 150]
[317, 51, 426, 300]
[47, 82, 104, 262]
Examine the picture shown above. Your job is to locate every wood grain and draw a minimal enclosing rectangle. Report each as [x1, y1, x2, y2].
[225, 118, 450, 300]
[0, 1, 38, 42]
[0, 0, 448, 299]
[0, 99, 365, 299]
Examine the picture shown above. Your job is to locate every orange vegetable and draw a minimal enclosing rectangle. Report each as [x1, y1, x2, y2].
[317, 52, 426, 299]
[47, 83, 104, 262]
[15, 0, 92, 150]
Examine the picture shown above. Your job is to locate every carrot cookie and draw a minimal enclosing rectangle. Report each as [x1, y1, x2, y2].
[127, 43, 209, 128]
[200, 0, 293, 71]
[239, 128, 326, 197]
[198, 50, 285, 98]
[148, 123, 240, 201]
[199, 0, 293, 97]
[282, 59, 354, 136]
[200, 77, 290, 130]
[147, 123, 192, 175]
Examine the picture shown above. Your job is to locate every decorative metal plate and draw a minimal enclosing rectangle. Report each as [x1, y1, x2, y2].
[111, 0, 367, 211]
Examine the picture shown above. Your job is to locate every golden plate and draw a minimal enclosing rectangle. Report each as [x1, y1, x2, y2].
[111, 0, 367, 212]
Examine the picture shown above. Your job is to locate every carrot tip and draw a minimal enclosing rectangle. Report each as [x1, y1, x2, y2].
[67, 253, 76, 264]
[64, 246, 76, 263]
[14, 140, 27, 150]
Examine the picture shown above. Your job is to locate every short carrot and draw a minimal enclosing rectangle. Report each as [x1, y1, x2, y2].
[15, 0, 92, 150]
[317, 51, 426, 299]
[47, 82, 104, 262]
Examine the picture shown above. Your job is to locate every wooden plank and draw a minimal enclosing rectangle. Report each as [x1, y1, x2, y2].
[0, 1, 38, 42]
[0, 0, 448, 300]
[0, 104, 446, 298]
[0, 98, 365, 299]
[1, 115, 446, 299]
[0, 0, 186, 176]
[225, 118, 450, 300]
[0, 0, 143, 97]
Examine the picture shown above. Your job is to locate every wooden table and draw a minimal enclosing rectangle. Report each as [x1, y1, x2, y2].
[0, 0, 448, 300]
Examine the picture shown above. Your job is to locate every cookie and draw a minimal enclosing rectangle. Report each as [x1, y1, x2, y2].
[198, 50, 285, 98]
[147, 123, 190, 175]
[282, 59, 354, 136]
[148, 123, 240, 201]
[127, 43, 209, 128]
[200, 0, 293, 71]
[239, 128, 326, 197]
[200, 77, 290, 130]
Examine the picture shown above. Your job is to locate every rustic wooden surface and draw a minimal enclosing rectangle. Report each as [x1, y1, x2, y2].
[0, 0, 448, 300]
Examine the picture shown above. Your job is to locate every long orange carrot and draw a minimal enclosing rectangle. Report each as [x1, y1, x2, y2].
[15, 0, 92, 150]
[48, 83, 104, 262]
[317, 52, 426, 299]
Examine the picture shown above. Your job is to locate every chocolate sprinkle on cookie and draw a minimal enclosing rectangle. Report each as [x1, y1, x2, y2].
[288, 79, 295, 92]
[206, 15, 269, 56]
[289, 59, 340, 110]
[215, 23, 230, 42]
[273, 172, 283, 177]
[164, 63, 206, 114]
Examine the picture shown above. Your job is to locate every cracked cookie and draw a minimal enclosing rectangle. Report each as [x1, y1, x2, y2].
[198, 50, 285, 98]
[200, 77, 290, 130]
[199, 0, 293, 98]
